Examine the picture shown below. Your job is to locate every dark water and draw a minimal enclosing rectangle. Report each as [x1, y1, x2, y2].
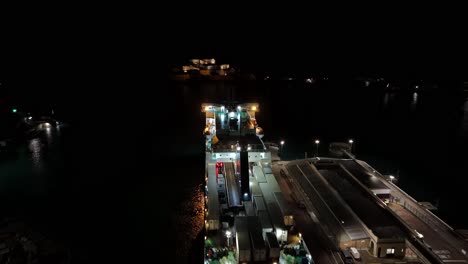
[0, 124, 69, 232]
[1, 79, 467, 263]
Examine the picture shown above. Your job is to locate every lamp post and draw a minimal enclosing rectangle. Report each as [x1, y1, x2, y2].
[389, 175, 395, 183]
[314, 139, 320, 157]
[348, 139, 354, 153]
[226, 230, 232, 247]
[280, 140, 285, 154]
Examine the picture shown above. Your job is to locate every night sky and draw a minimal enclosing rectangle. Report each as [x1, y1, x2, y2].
[2, 13, 466, 88]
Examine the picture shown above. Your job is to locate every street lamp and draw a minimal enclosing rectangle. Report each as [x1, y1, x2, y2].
[280, 140, 285, 154]
[389, 175, 395, 183]
[314, 139, 320, 157]
[226, 230, 232, 247]
[348, 139, 354, 154]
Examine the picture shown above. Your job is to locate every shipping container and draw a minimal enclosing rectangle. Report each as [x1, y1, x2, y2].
[262, 165, 273, 174]
[207, 164, 220, 230]
[247, 217, 267, 262]
[253, 195, 267, 213]
[266, 232, 280, 259]
[259, 183, 287, 242]
[250, 178, 262, 196]
[235, 216, 248, 233]
[258, 211, 274, 239]
[250, 231, 267, 261]
[244, 201, 255, 216]
[253, 166, 267, 183]
[273, 192, 294, 226]
[265, 174, 281, 192]
[236, 231, 251, 263]
[259, 182, 275, 204]
[267, 202, 288, 242]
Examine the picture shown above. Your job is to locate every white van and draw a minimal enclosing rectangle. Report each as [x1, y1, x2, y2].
[350, 247, 360, 260]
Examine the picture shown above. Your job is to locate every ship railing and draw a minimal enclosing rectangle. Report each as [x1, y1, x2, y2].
[212, 147, 267, 153]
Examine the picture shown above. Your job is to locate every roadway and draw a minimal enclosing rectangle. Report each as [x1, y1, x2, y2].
[345, 158, 468, 263]
[389, 202, 468, 262]
[224, 162, 241, 207]
[272, 161, 341, 264]
[318, 164, 405, 239]
[339, 160, 389, 192]
[297, 162, 368, 241]
[287, 160, 371, 244]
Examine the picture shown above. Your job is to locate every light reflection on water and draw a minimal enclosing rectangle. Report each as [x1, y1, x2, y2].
[28, 138, 43, 171]
[174, 184, 204, 259]
[382, 92, 396, 109]
[463, 101, 468, 131]
[45, 127, 53, 143]
[411, 92, 418, 111]
[27, 123, 60, 172]
[0, 122, 66, 232]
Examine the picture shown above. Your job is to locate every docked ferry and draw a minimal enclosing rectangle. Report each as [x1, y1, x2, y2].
[202, 103, 312, 264]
